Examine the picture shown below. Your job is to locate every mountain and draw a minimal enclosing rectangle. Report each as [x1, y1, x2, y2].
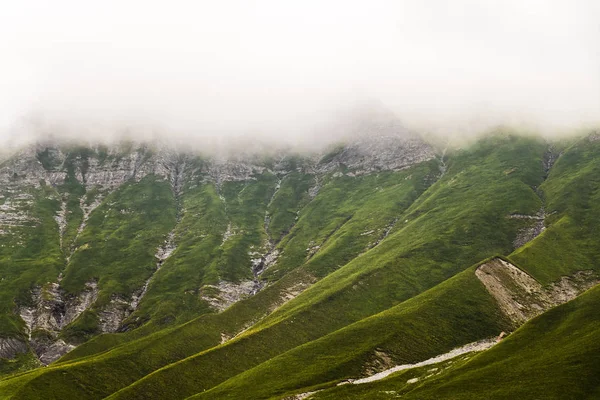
[0, 120, 598, 399]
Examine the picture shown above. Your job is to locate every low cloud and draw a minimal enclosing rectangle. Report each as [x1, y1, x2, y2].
[1, 0, 599, 149]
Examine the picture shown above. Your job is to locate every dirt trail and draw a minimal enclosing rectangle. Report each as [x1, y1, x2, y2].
[348, 338, 498, 385]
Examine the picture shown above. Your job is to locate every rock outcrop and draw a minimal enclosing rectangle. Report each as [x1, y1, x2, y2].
[475, 258, 599, 325]
[200, 281, 257, 312]
[0, 338, 28, 359]
[18, 281, 99, 364]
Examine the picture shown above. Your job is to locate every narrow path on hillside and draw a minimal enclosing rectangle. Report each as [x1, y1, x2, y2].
[348, 338, 498, 385]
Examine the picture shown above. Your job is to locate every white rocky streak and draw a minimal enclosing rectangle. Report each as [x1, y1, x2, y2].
[438, 146, 448, 175]
[249, 178, 285, 294]
[76, 196, 103, 237]
[54, 199, 68, 247]
[368, 217, 399, 249]
[349, 338, 498, 385]
[222, 223, 234, 244]
[99, 230, 178, 332]
[269, 279, 315, 313]
[200, 281, 256, 312]
[286, 391, 320, 400]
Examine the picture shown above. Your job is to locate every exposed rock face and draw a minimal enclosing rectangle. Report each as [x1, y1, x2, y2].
[317, 133, 435, 175]
[0, 191, 38, 239]
[18, 281, 98, 364]
[0, 146, 64, 188]
[207, 160, 269, 183]
[19, 284, 64, 335]
[2, 114, 434, 189]
[82, 150, 169, 189]
[19, 281, 99, 336]
[312, 105, 435, 175]
[475, 258, 599, 325]
[98, 296, 132, 333]
[510, 208, 546, 249]
[0, 143, 176, 191]
[200, 281, 256, 312]
[0, 338, 28, 359]
[37, 340, 75, 365]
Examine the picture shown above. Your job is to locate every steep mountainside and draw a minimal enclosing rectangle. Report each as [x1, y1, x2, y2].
[0, 117, 434, 371]
[0, 128, 598, 399]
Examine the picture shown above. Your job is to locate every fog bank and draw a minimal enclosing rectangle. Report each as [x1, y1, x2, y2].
[1, 0, 599, 148]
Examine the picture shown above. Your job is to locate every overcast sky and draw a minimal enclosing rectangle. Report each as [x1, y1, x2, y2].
[1, 0, 599, 145]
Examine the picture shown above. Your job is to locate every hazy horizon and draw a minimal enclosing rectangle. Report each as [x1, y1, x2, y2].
[2, 0, 599, 148]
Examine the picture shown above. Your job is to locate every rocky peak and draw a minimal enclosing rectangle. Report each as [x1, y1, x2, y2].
[314, 105, 436, 175]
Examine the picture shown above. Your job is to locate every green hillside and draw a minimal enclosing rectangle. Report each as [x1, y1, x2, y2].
[313, 282, 600, 400]
[0, 132, 598, 399]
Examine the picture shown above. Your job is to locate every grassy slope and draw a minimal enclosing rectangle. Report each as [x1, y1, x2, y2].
[59, 176, 177, 341]
[263, 165, 437, 281]
[0, 145, 179, 371]
[61, 176, 176, 300]
[510, 134, 600, 283]
[103, 135, 546, 400]
[409, 283, 600, 400]
[311, 132, 600, 400]
[249, 134, 543, 337]
[318, 283, 600, 400]
[0, 134, 562, 399]
[123, 170, 278, 332]
[0, 185, 62, 336]
[0, 160, 438, 398]
[0, 185, 62, 375]
[265, 171, 313, 243]
[124, 181, 225, 330]
[0, 147, 104, 373]
[58, 165, 423, 361]
[188, 265, 509, 400]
